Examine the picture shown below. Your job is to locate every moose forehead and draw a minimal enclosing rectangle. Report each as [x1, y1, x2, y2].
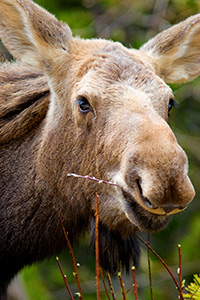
[71, 40, 173, 117]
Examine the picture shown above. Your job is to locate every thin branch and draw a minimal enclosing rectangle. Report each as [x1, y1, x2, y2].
[106, 272, 117, 300]
[56, 257, 75, 300]
[178, 244, 184, 294]
[136, 234, 184, 300]
[53, 198, 83, 299]
[132, 266, 138, 300]
[118, 271, 127, 300]
[99, 267, 111, 300]
[67, 173, 119, 187]
[95, 194, 101, 300]
[147, 233, 154, 300]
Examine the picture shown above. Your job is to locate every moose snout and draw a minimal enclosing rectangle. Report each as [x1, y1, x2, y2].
[134, 177, 193, 215]
[125, 128, 195, 216]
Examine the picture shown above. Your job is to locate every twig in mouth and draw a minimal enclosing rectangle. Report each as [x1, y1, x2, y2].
[67, 173, 119, 187]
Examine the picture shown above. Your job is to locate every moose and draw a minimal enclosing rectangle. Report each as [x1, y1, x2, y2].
[0, 0, 199, 298]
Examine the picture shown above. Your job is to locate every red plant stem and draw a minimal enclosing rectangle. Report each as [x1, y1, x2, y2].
[118, 271, 127, 300]
[132, 266, 138, 300]
[53, 198, 83, 299]
[136, 234, 184, 300]
[178, 244, 183, 293]
[106, 272, 117, 300]
[147, 233, 154, 300]
[99, 267, 111, 300]
[95, 194, 101, 300]
[67, 173, 119, 187]
[56, 257, 75, 300]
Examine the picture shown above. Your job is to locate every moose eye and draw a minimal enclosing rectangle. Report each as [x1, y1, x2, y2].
[76, 97, 92, 114]
[168, 98, 175, 114]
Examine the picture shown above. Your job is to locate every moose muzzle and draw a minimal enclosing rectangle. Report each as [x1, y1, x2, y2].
[124, 121, 195, 216]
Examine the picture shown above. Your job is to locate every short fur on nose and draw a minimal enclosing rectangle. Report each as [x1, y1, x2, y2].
[125, 122, 195, 215]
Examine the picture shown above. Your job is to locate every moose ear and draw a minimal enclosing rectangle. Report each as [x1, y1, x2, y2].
[140, 14, 200, 84]
[0, 0, 72, 71]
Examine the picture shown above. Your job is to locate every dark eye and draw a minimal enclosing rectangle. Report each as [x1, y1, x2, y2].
[76, 97, 92, 114]
[168, 98, 175, 115]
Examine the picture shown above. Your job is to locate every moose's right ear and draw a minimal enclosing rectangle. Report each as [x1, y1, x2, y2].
[0, 0, 72, 71]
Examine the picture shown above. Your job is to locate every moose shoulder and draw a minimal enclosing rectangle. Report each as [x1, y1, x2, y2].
[0, 0, 199, 298]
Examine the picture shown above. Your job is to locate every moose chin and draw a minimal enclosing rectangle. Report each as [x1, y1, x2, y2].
[0, 0, 199, 298]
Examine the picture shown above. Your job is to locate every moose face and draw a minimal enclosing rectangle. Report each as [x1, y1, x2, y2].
[53, 39, 195, 235]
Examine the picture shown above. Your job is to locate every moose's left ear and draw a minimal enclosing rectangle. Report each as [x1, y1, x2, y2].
[140, 14, 200, 84]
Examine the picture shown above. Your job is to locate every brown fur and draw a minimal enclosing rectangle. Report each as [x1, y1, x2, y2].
[0, 1, 199, 298]
[0, 64, 49, 144]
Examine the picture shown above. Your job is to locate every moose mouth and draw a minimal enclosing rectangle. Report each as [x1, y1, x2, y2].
[122, 189, 171, 232]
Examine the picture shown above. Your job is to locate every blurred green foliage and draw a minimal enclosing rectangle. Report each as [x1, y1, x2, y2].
[184, 274, 200, 299]
[1, 0, 199, 299]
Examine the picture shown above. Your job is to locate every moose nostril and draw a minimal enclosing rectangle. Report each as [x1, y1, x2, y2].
[136, 179, 142, 195]
[143, 197, 154, 209]
[136, 179, 154, 209]
[135, 179, 189, 214]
